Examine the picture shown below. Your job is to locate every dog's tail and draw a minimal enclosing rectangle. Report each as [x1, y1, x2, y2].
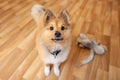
[77, 49, 94, 67]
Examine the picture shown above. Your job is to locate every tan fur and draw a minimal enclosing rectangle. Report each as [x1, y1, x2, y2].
[36, 18, 71, 64]
[31, 4, 71, 76]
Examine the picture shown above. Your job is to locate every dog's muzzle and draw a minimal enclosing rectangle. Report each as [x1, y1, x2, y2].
[51, 31, 63, 42]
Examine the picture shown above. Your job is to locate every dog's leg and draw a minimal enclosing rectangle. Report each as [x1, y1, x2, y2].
[44, 64, 50, 76]
[53, 63, 60, 76]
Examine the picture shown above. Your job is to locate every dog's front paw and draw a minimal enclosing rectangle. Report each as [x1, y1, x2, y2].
[54, 66, 60, 76]
[44, 66, 50, 76]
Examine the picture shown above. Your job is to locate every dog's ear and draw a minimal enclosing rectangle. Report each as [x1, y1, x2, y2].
[44, 9, 55, 23]
[31, 4, 45, 23]
[60, 9, 71, 25]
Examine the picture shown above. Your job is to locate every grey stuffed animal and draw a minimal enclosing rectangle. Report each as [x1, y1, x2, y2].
[76, 33, 107, 66]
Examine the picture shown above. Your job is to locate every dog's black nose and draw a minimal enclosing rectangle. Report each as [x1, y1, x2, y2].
[55, 31, 61, 37]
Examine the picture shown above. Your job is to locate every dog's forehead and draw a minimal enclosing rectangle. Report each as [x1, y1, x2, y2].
[49, 18, 66, 27]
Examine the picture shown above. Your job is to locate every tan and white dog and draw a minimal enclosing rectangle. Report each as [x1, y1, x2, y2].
[31, 4, 71, 76]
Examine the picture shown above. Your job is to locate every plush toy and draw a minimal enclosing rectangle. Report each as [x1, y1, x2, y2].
[76, 33, 107, 67]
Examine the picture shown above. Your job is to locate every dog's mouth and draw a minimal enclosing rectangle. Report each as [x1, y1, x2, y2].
[51, 38, 63, 42]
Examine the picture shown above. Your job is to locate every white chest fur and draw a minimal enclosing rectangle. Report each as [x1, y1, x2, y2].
[44, 44, 71, 64]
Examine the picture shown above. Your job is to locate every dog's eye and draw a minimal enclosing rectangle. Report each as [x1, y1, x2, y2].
[61, 26, 65, 30]
[50, 26, 54, 31]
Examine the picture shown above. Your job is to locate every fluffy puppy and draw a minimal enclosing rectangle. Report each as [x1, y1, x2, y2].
[31, 4, 71, 76]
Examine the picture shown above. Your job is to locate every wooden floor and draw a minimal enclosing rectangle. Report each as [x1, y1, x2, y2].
[0, 0, 120, 80]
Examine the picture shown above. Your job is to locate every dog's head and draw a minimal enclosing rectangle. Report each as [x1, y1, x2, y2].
[31, 4, 71, 44]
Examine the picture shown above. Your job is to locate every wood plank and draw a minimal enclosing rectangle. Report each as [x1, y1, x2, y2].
[0, 0, 119, 80]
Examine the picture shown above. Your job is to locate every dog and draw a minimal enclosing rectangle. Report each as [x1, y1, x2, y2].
[31, 4, 71, 76]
